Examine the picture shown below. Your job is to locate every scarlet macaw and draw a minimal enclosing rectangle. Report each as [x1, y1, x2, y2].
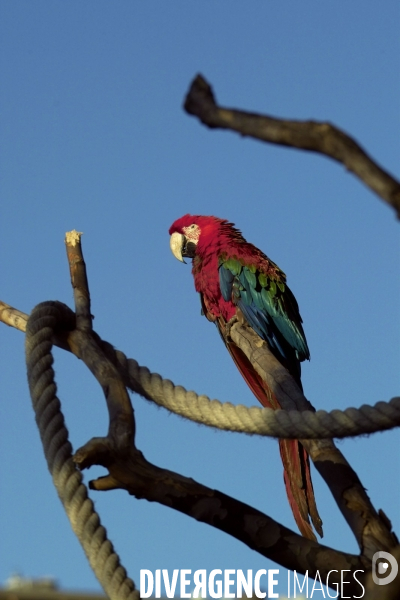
[169, 214, 322, 541]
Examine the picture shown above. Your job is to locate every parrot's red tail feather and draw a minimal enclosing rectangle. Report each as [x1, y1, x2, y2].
[280, 439, 323, 540]
[224, 336, 323, 541]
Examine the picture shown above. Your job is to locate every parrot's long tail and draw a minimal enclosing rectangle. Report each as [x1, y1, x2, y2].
[279, 439, 323, 541]
[224, 339, 323, 541]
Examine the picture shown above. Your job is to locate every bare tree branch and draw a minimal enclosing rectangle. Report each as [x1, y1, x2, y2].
[184, 74, 400, 218]
[230, 322, 398, 556]
[65, 230, 93, 330]
[75, 434, 368, 597]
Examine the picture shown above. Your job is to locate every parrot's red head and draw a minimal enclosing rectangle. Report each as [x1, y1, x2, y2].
[169, 214, 233, 262]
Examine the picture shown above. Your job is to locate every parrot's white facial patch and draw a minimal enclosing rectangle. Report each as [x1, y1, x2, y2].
[182, 223, 201, 244]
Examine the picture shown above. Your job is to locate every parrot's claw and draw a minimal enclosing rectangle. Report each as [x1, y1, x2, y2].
[224, 315, 238, 339]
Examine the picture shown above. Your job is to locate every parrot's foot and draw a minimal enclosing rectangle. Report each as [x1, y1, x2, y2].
[225, 308, 246, 339]
[224, 316, 237, 339]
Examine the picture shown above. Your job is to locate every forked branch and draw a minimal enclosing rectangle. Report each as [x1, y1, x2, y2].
[184, 74, 400, 218]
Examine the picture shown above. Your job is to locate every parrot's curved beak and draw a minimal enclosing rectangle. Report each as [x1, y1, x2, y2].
[170, 232, 197, 263]
[170, 232, 185, 263]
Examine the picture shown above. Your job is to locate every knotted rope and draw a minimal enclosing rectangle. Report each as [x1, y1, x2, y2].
[25, 303, 139, 600]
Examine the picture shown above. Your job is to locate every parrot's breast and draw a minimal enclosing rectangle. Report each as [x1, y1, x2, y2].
[192, 253, 236, 322]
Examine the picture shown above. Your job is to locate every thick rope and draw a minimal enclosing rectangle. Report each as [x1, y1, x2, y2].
[25, 302, 139, 600]
[113, 353, 400, 439]
[7, 296, 398, 440]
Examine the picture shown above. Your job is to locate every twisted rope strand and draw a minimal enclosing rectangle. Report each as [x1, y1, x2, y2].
[25, 303, 139, 600]
[114, 352, 400, 439]
[5, 298, 397, 440]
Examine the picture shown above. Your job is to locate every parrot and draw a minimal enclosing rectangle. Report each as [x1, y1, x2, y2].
[169, 214, 323, 541]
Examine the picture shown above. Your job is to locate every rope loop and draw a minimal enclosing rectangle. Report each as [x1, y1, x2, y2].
[25, 301, 139, 600]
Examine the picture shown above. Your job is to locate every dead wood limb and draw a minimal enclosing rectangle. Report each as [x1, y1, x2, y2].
[0, 301, 29, 330]
[74, 433, 368, 596]
[184, 74, 400, 218]
[65, 230, 93, 330]
[230, 322, 398, 557]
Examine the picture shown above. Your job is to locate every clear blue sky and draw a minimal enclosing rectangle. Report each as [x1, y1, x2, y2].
[0, 2, 399, 598]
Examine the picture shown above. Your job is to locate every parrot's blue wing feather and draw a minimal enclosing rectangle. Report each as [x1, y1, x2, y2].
[219, 263, 234, 302]
[219, 260, 309, 373]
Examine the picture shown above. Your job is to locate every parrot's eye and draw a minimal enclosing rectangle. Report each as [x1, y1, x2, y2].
[190, 224, 196, 229]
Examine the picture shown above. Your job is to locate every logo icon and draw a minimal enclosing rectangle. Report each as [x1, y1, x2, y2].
[372, 551, 398, 586]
